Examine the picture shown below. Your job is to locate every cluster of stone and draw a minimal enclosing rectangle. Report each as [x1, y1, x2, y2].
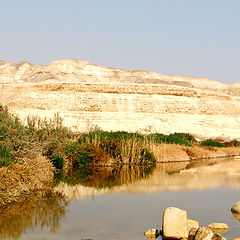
[144, 206, 232, 240]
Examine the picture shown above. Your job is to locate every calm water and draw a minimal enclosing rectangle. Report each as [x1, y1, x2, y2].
[1, 158, 240, 240]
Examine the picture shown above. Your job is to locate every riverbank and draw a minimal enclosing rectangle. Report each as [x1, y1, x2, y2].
[1, 145, 240, 209]
[1, 104, 240, 208]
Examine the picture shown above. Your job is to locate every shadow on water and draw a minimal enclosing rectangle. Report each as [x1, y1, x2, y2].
[0, 191, 69, 240]
[54, 158, 240, 200]
[54, 164, 156, 189]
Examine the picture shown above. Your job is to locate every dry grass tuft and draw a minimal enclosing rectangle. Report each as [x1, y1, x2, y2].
[0, 154, 53, 207]
[150, 143, 189, 162]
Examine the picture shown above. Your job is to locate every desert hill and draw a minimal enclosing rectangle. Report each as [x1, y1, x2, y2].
[1, 59, 240, 139]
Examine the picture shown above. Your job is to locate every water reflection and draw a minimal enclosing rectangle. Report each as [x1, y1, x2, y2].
[0, 191, 69, 240]
[1, 158, 240, 240]
[55, 164, 155, 189]
[54, 158, 240, 200]
[232, 211, 240, 222]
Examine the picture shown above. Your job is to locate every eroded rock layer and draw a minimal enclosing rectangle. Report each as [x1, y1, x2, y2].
[1, 59, 240, 139]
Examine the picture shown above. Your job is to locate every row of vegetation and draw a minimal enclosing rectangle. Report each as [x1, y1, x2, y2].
[1, 103, 240, 207]
[1, 104, 240, 171]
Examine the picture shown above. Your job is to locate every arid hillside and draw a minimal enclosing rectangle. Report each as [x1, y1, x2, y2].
[1, 59, 240, 139]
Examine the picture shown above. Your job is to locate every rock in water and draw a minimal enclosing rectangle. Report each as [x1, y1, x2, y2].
[207, 223, 229, 233]
[144, 229, 159, 239]
[162, 207, 188, 239]
[194, 227, 226, 240]
[188, 228, 198, 240]
[232, 211, 240, 222]
[232, 201, 240, 213]
[187, 219, 200, 231]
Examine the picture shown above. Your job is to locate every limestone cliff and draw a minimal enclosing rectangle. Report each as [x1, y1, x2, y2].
[0, 59, 240, 139]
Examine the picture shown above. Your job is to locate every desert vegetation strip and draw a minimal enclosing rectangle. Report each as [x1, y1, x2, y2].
[0, 104, 240, 207]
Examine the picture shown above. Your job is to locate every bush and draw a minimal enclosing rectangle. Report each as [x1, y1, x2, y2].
[65, 143, 93, 166]
[231, 139, 240, 147]
[75, 151, 93, 166]
[79, 130, 143, 144]
[139, 148, 156, 164]
[0, 107, 29, 153]
[49, 152, 65, 169]
[99, 139, 121, 159]
[0, 146, 16, 167]
[148, 132, 194, 146]
[201, 139, 226, 148]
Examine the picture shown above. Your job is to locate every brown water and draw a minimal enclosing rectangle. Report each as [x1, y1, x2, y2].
[1, 158, 240, 240]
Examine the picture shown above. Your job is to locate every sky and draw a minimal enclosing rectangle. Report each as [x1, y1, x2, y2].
[0, 0, 239, 84]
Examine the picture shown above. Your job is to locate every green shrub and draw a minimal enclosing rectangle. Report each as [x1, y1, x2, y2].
[0, 107, 29, 153]
[49, 152, 65, 169]
[79, 130, 144, 144]
[65, 143, 93, 166]
[231, 139, 240, 147]
[0, 146, 16, 167]
[75, 151, 93, 166]
[139, 148, 156, 164]
[99, 139, 121, 159]
[148, 132, 194, 146]
[65, 142, 80, 155]
[201, 139, 226, 148]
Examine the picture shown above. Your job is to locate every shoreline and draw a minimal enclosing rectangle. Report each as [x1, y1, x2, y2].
[1, 104, 240, 209]
[1, 151, 240, 209]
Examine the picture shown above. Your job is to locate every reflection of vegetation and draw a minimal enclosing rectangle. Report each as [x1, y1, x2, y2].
[166, 170, 181, 175]
[55, 165, 156, 189]
[0, 191, 69, 240]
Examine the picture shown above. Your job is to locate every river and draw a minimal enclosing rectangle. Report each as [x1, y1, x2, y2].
[1, 158, 240, 240]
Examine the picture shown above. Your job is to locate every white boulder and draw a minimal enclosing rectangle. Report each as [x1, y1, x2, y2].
[187, 219, 200, 231]
[162, 207, 188, 239]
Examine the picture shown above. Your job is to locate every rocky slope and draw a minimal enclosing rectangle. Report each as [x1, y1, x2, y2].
[1, 59, 240, 139]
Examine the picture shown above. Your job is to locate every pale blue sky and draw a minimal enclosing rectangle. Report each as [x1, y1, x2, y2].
[0, 0, 239, 83]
